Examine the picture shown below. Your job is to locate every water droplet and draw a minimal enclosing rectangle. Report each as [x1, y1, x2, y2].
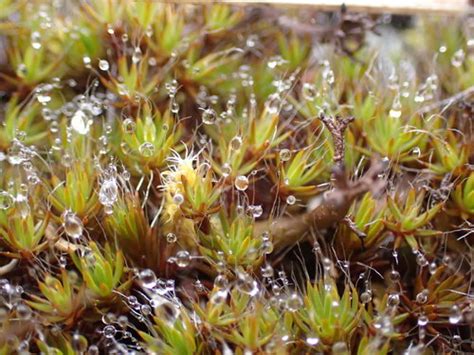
[83, 56, 91, 67]
[122, 118, 136, 134]
[415, 251, 428, 267]
[210, 289, 228, 304]
[103, 325, 116, 339]
[99, 59, 110, 71]
[139, 142, 155, 157]
[279, 149, 291, 162]
[230, 136, 242, 150]
[71, 110, 91, 135]
[261, 264, 274, 278]
[16, 63, 27, 77]
[166, 232, 177, 243]
[449, 305, 462, 324]
[286, 293, 303, 312]
[306, 336, 320, 346]
[62, 210, 83, 239]
[139, 269, 157, 288]
[214, 274, 229, 289]
[412, 147, 421, 157]
[173, 193, 184, 205]
[265, 93, 280, 114]
[439, 45, 447, 53]
[0, 191, 14, 210]
[286, 195, 296, 205]
[452, 334, 462, 347]
[387, 293, 400, 307]
[132, 47, 142, 64]
[202, 108, 217, 125]
[451, 49, 465, 67]
[222, 163, 232, 177]
[99, 179, 118, 206]
[416, 289, 429, 304]
[235, 175, 249, 191]
[361, 290, 372, 304]
[418, 314, 429, 326]
[302, 83, 317, 101]
[36, 93, 51, 105]
[249, 204, 263, 218]
[31, 31, 41, 49]
[175, 250, 191, 268]
[389, 94, 402, 118]
[236, 271, 259, 296]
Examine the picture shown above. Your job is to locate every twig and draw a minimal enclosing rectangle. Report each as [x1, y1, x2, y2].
[417, 85, 474, 115]
[0, 258, 18, 276]
[255, 158, 387, 251]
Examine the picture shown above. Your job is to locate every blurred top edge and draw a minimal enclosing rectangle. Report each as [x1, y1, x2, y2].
[155, 0, 473, 15]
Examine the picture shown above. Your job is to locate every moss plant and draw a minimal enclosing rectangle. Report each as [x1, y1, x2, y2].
[0, 2, 473, 353]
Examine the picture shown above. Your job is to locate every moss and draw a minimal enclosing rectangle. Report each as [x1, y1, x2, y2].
[0, 2, 472, 353]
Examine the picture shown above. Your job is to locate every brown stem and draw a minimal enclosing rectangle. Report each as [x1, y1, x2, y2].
[254, 159, 386, 251]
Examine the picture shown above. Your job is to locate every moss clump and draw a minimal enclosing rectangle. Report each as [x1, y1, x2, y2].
[0, 1, 473, 353]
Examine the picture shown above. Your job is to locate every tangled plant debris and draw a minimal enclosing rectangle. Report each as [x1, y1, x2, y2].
[0, 1, 473, 354]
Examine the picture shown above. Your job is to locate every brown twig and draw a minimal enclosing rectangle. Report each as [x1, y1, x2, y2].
[417, 85, 474, 115]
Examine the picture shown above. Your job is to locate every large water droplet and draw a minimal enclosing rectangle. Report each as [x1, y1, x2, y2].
[235, 175, 249, 191]
[71, 110, 91, 135]
[202, 108, 217, 125]
[139, 269, 157, 288]
[99, 59, 110, 71]
[99, 179, 118, 206]
[139, 142, 155, 157]
[62, 210, 83, 239]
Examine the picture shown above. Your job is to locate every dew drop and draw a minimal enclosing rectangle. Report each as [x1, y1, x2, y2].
[279, 148, 291, 162]
[449, 305, 462, 324]
[418, 314, 429, 326]
[132, 47, 143, 64]
[286, 195, 296, 205]
[202, 108, 217, 125]
[99, 59, 110, 71]
[387, 293, 400, 307]
[62, 210, 83, 239]
[122, 118, 136, 134]
[235, 175, 249, 191]
[0, 191, 14, 210]
[71, 110, 91, 135]
[222, 163, 232, 177]
[30, 31, 41, 49]
[166, 232, 177, 243]
[306, 336, 320, 346]
[175, 250, 191, 268]
[451, 49, 465, 67]
[103, 325, 116, 339]
[230, 136, 242, 150]
[99, 179, 118, 207]
[389, 94, 402, 118]
[139, 269, 157, 288]
[302, 83, 317, 101]
[236, 271, 259, 297]
[260, 264, 274, 278]
[139, 142, 155, 157]
[360, 290, 372, 304]
[286, 293, 303, 312]
[416, 289, 429, 304]
[173, 193, 184, 205]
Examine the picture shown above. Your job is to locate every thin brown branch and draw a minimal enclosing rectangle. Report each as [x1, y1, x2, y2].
[254, 159, 386, 251]
[417, 85, 474, 115]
